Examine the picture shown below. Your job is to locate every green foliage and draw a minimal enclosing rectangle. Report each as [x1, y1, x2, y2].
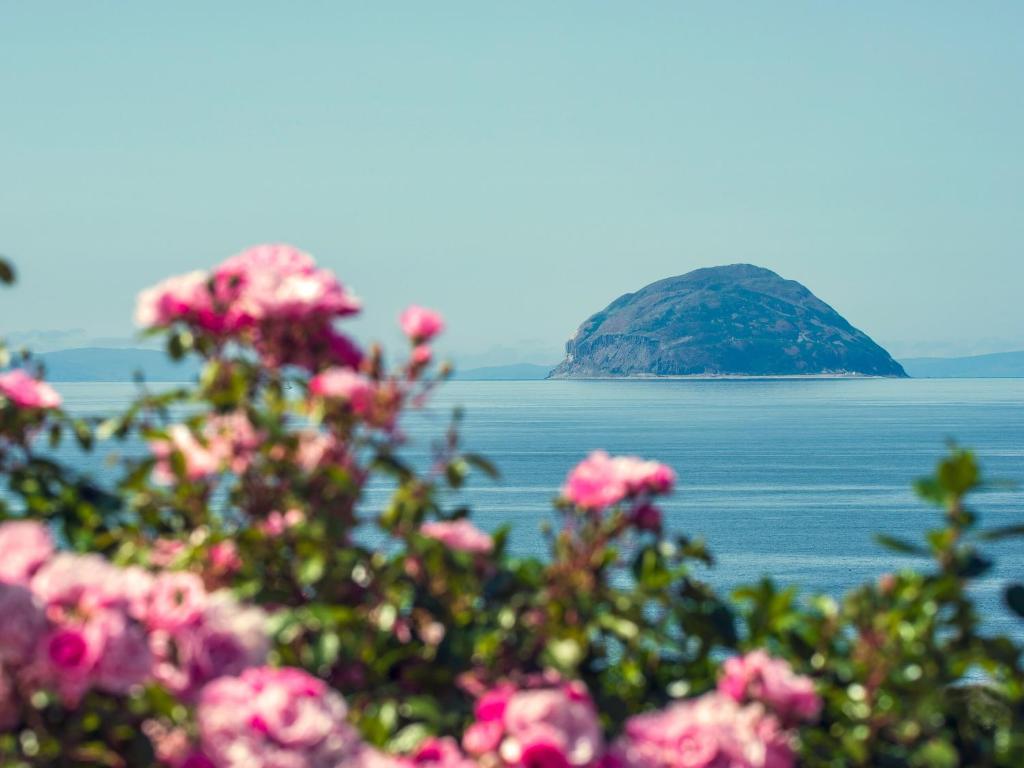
[0, 257, 1022, 766]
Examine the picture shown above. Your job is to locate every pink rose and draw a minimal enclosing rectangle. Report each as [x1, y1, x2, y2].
[463, 720, 504, 755]
[197, 666, 360, 766]
[0, 370, 62, 410]
[151, 538, 187, 568]
[613, 457, 675, 495]
[204, 412, 262, 475]
[294, 430, 336, 471]
[209, 541, 242, 575]
[405, 737, 476, 767]
[411, 344, 433, 366]
[519, 737, 573, 768]
[134, 270, 213, 329]
[0, 582, 46, 665]
[718, 651, 821, 723]
[146, 572, 207, 632]
[613, 692, 795, 768]
[562, 452, 676, 510]
[40, 622, 103, 703]
[399, 306, 445, 342]
[213, 244, 360, 322]
[420, 519, 494, 554]
[502, 684, 603, 767]
[92, 611, 153, 694]
[30, 552, 123, 616]
[259, 508, 305, 537]
[0, 520, 54, 584]
[475, 684, 515, 722]
[152, 591, 267, 700]
[309, 368, 376, 414]
[561, 451, 628, 510]
[150, 425, 222, 483]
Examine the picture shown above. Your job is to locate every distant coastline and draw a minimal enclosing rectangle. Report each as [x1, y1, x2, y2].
[545, 373, 894, 381]
[6, 347, 1024, 382]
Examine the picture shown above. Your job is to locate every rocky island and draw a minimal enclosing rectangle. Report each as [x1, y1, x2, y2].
[549, 264, 907, 378]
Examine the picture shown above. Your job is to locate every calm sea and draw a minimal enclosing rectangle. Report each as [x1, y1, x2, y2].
[51, 379, 1024, 638]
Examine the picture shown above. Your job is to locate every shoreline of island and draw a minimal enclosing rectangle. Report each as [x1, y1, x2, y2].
[545, 373, 900, 380]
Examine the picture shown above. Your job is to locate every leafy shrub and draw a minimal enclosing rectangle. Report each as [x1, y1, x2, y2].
[0, 246, 1021, 767]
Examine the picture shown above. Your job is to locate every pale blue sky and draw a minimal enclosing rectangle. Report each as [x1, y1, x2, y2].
[1, 2, 1022, 364]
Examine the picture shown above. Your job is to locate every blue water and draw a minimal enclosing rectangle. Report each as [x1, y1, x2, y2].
[50, 379, 1024, 638]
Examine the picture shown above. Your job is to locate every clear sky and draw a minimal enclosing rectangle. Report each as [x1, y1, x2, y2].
[2, 2, 1022, 365]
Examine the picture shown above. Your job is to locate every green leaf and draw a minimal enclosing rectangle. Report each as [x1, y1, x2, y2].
[445, 458, 468, 488]
[980, 524, 1024, 541]
[543, 637, 583, 672]
[73, 419, 94, 450]
[464, 452, 500, 480]
[297, 552, 326, 585]
[387, 723, 431, 754]
[959, 552, 992, 578]
[874, 534, 927, 556]
[1005, 583, 1024, 618]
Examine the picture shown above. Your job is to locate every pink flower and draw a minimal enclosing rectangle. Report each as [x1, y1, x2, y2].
[259, 509, 305, 537]
[612, 692, 795, 768]
[294, 430, 336, 471]
[30, 552, 124, 616]
[561, 452, 628, 510]
[151, 414, 262, 484]
[0, 582, 46, 666]
[310, 368, 376, 412]
[150, 425, 222, 483]
[92, 611, 154, 694]
[17, 553, 154, 704]
[209, 541, 242, 575]
[152, 591, 268, 700]
[501, 684, 603, 767]
[475, 684, 516, 722]
[468, 682, 604, 763]
[0, 520, 54, 585]
[718, 651, 821, 723]
[197, 666, 360, 767]
[613, 457, 675, 496]
[134, 270, 214, 329]
[213, 244, 361, 323]
[463, 721, 504, 756]
[519, 737, 574, 768]
[420, 520, 494, 554]
[204, 412, 262, 475]
[151, 538, 187, 568]
[404, 737, 476, 767]
[399, 306, 445, 342]
[136, 246, 363, 373]
[0, 370, 62, 410]
[146, 572, 207, 632]
[561, 452, 676, 510]
[411, 344, 433, 366]
[39, 621, 104, 704]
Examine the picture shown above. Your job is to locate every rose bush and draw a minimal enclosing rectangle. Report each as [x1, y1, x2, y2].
[0, 247, 1021, 767]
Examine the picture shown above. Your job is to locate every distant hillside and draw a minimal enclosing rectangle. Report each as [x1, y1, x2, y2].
[34, 347, 199, 382]
[454, 363, 553, 381]
[551, 264, 906, 378]
[900, 350, 1024, 378]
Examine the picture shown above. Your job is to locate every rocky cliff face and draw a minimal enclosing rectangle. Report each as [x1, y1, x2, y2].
[549, 265, 907, 378]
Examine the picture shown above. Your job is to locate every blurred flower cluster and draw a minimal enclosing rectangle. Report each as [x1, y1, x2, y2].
[0, 247, 1021, 767]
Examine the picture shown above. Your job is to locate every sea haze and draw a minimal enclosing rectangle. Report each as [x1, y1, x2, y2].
[51, 379, 1024, 638]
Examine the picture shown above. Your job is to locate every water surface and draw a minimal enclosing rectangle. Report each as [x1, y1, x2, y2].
[53, 379, 1024, 637]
